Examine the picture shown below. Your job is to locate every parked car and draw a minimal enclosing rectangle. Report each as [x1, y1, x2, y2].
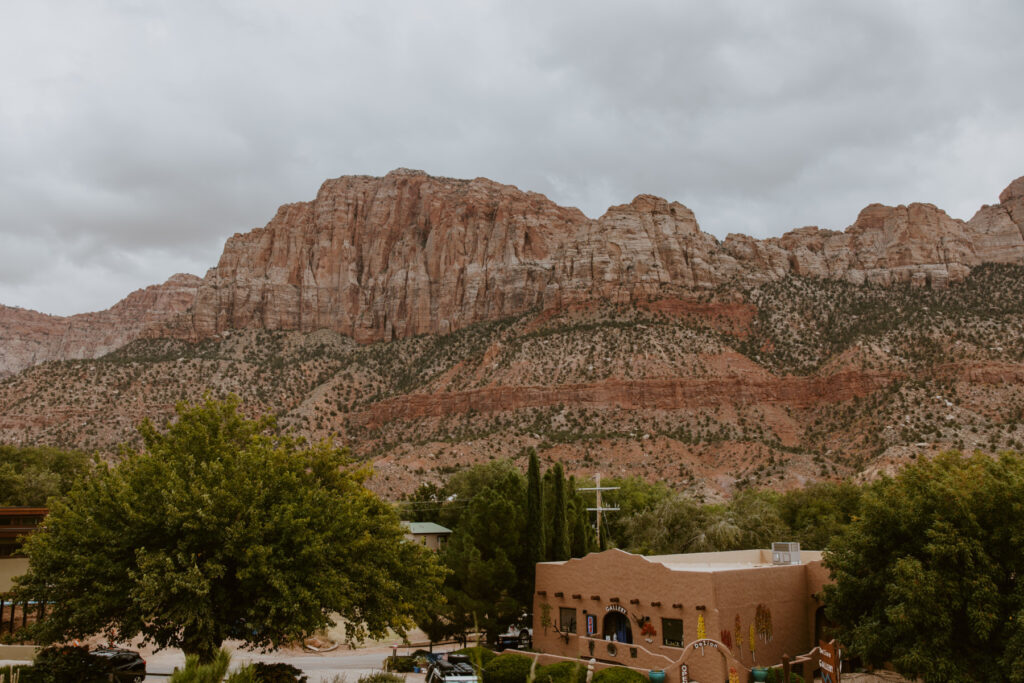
[90, 647, 146, 682]
[425, 652, 479, 683]
[495, 628, 531, 651]
[496, 614, 533, 651]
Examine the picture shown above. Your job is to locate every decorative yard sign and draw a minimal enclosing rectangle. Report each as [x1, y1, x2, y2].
[692, 637, 718, 656]
[818, 640, 840, 683]
[691, 639, 719, 649]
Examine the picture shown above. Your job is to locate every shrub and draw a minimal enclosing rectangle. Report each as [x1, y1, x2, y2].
[763, 669, 803, 683]
[534, 661, 587, 683]
[384, 656, 415, 673]
[169, 650, 232, 683]
[253, 661, 309, 682]
[228, 666, 258, 683]
[591, 667, 646, 683]
[357, 673, 405, 683]
[2, 665, 34, 683]
[482, 653, 534, 683]
[453, 646, 497, 668]
[29, 645, 109, 683]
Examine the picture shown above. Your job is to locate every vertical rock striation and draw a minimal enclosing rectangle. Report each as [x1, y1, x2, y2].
[2, 169, 1023, 376]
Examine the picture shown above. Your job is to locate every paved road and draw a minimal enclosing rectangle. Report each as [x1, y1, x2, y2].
[143, 643, 453, 682]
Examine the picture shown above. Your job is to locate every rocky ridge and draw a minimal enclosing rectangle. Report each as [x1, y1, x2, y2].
[2, 170, 1023, 377]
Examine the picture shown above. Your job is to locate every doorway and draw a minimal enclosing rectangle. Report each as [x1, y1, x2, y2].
[602, 611, 633, 643]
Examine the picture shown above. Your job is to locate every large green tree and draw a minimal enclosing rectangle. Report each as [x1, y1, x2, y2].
[13, 396, 445, 663]
[433, 461, 528, 643]
[824, 451, 1024, 682]
[775, 481, 861, 550]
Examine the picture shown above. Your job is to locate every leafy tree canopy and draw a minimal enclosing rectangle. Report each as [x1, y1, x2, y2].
[439, 462, 527, 642]
[13, 396, 445, 663]
[824, 451, 1024, 682]
[0, 445, 93, 506]
[775, 481, 862, 550]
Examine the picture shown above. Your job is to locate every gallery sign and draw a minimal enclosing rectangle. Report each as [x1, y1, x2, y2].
[818, 640, 840, 683]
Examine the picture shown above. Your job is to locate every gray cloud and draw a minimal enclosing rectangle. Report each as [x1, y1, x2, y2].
[1, 0, 1022, 315]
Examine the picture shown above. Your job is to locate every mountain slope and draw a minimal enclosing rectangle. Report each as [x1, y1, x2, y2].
[3, 264, 1022, 499]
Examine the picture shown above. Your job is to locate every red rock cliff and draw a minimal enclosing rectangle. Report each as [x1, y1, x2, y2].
[3, 170, 1024, 374]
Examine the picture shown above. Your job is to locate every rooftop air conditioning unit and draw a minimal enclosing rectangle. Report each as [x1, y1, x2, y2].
[772, 542, 801, 565]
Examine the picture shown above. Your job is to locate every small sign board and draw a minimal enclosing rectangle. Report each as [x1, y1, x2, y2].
[586, 614, 597, 635]
[690, 639, 718, 649]
[679, 663, 688, 683]
[818, 640, 840, 683]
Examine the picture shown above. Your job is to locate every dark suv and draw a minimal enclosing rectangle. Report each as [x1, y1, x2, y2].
[90, 647, 146, 682]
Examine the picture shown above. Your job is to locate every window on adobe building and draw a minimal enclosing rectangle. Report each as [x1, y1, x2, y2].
[559, 607, 577, 633]
[662, 618, 683, 647]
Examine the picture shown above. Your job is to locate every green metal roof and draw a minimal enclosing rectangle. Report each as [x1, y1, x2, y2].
[401, 521, 452, 535]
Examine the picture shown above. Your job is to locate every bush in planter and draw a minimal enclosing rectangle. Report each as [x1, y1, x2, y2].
[482, 653, 534, 683]
[454, 646, 497, 669]
[591, 666, 646, 683]
[534, 661, 587, 683]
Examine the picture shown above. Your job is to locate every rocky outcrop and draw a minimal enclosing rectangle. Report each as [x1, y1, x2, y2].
[0, 274, 200, 376]
[172, 170, 1024, 345]
[4, 170, 1024, 375]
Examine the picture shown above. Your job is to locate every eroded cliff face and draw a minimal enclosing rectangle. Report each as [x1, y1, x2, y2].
[3, 170, 1024, 375]
[0, 274, 201, 376]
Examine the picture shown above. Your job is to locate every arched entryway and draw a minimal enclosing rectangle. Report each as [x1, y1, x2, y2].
[814, 606, 831, 643]
[603, 611, 633, 643]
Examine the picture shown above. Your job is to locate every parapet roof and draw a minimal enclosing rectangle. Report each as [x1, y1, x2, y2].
[643, 548, 823, 572]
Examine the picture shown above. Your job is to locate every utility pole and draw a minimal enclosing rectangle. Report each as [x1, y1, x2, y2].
[578, 472, 619, 544]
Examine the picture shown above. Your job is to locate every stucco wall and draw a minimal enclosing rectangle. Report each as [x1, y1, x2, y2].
[0, 558, 29, 593]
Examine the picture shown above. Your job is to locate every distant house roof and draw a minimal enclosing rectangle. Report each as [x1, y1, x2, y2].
[401, 521, 453, 535]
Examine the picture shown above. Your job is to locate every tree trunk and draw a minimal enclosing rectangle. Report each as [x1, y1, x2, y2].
[181, 628, 223, 665]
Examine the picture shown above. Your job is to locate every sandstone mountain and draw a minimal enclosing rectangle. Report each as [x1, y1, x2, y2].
[3, 170, 1023, 377]
[2, 171, 1024, 499]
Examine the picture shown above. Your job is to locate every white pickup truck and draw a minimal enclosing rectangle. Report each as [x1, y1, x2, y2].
[425, 653, 479, 683]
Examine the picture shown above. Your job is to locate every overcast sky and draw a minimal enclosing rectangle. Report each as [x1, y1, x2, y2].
[2, 1, 1022, 316]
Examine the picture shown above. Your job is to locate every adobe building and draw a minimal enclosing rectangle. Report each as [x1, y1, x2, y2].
[532, 545, 830, 683]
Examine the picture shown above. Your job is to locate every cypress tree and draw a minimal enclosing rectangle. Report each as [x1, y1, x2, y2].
[570, 497, 590, 557]
[551, 462, 570, 561]
[526, 449, 545, 568]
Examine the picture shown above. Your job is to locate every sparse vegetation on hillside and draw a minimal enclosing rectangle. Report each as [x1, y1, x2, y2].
[1, 265, 1023, 497]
